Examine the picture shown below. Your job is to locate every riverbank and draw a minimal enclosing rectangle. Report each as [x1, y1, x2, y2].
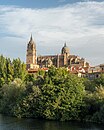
[0, 114, 104, 130]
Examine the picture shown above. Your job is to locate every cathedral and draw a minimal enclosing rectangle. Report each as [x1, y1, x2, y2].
[26, 35, 89, 73]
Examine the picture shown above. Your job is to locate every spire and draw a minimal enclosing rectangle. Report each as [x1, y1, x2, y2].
[28, 34, 36, 49]
[64, 42, 66, 47]
[30, 33, 33, 41]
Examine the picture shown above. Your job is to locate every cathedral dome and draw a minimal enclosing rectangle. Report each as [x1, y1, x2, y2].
[61, 43, 70, 54]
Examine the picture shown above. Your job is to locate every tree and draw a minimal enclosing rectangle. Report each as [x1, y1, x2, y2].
[5, 58, 13, 84]
[0, 55, 7, 87]
[0, 78, 25, 115]
[12, 58, 27, 80]
[38, 67, 85, 121]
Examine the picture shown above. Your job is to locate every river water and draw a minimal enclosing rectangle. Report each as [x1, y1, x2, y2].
[0, 114, 104, 130]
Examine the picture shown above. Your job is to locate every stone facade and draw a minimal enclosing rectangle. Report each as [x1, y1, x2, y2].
[87, 64, 104, 80]
[26, 35, 39, 70]
[26, 36, 89, 71]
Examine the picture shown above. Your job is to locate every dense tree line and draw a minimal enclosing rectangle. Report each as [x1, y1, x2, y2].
[0, 55, 27, 87]
[0, 55, 104, 123]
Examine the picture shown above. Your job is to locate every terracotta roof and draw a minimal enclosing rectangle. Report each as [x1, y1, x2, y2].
[40, 67, 49, 71]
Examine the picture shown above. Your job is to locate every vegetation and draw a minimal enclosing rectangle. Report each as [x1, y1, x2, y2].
[0, 55, 104, 123]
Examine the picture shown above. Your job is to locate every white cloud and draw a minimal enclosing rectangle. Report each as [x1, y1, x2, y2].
[0, 1, 104, 65]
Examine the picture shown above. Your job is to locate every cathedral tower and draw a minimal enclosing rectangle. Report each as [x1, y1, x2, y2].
[26, 35, 38, 70]
[61, 43, 70, 66]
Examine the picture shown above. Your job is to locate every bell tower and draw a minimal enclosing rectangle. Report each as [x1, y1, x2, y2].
[26, 35, 38, 70]
[61, 43, 70, 66]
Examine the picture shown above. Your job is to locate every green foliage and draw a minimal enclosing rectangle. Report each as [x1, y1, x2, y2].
[13, 85, 41, 118]
[5, 58, 13, 83]
[24, 73, 35, 84]
[84, 78, 96, 92]
[93, 74, 104, 86]
[0, 55, 7, 87]
[0, 57, 104, 123]
[38, 67, 85, 121]
[12, 58, 27, 80]
[0, 78, 25, 115]
[81, 84, 104, 123]
[0, 55, 27, 87]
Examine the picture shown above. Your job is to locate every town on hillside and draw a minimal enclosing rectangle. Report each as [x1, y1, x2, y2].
[26, 35, 104, 80]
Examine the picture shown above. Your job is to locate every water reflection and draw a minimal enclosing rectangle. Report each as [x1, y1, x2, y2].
[0, 114, 104, 130]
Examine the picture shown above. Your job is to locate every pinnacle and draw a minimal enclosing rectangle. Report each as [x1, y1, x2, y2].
[30, 33, 33, 41]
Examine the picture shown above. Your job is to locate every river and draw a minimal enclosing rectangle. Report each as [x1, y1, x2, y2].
[0, 114, 104, 130]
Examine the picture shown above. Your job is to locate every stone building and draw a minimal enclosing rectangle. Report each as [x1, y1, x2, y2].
[26, 35, 39, 71]
[87, 64, 104, 80]
[26, 35, 89, 72]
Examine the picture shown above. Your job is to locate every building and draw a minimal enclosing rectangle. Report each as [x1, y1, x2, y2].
[26, 35, 39, 72]
[26, 35, 90, 74]
[69, 66, 89, 78]
[87, 64, 104, 80]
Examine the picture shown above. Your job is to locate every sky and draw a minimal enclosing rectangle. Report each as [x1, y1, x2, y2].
[0, 0, 104, 66]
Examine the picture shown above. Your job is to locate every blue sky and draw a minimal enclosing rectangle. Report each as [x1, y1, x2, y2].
[0, 0, 104, 65]
[0, 0, 103, 8]
[1, 0, 74, 8]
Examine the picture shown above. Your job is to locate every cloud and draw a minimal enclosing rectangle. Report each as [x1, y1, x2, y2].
[0, 1, 104, 65]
